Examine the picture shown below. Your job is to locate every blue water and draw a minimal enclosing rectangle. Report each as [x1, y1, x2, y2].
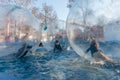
[0, 49, 120, 80]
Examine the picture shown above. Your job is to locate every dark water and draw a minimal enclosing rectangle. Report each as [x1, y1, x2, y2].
[0, 49, 120, 80]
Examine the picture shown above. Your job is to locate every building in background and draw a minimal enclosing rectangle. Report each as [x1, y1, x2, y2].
[104, 21, 120, 41]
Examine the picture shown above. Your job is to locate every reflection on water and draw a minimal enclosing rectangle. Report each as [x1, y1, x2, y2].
[0, 49, 120, 80]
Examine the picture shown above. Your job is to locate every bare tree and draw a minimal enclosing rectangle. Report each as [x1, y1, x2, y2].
[0, 0, 38, 9]
[0, 1, 58, 41]
[77, 0, 94, 40]
[31, 3, 58, 41]
[42, 3, 58, 41]
[78, 0, 93, 25]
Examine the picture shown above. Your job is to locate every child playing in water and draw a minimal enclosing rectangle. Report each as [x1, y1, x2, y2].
[53, 40, 62, 53]
[39, 42, 44, 47]
[85, 38, 113, 63]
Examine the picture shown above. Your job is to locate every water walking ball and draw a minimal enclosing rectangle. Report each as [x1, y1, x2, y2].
[0, 4, 39, 57]
[66, 0, 120, 61]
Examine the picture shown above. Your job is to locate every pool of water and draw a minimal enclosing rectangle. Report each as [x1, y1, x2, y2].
[0, 49, 120, 80]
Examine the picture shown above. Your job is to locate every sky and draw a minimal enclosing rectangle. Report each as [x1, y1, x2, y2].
[36, 0, 69, 21]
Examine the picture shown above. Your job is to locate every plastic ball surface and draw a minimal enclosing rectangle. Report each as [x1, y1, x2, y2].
[0, 4, 39, 57]
[66, 0, 120, 61]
